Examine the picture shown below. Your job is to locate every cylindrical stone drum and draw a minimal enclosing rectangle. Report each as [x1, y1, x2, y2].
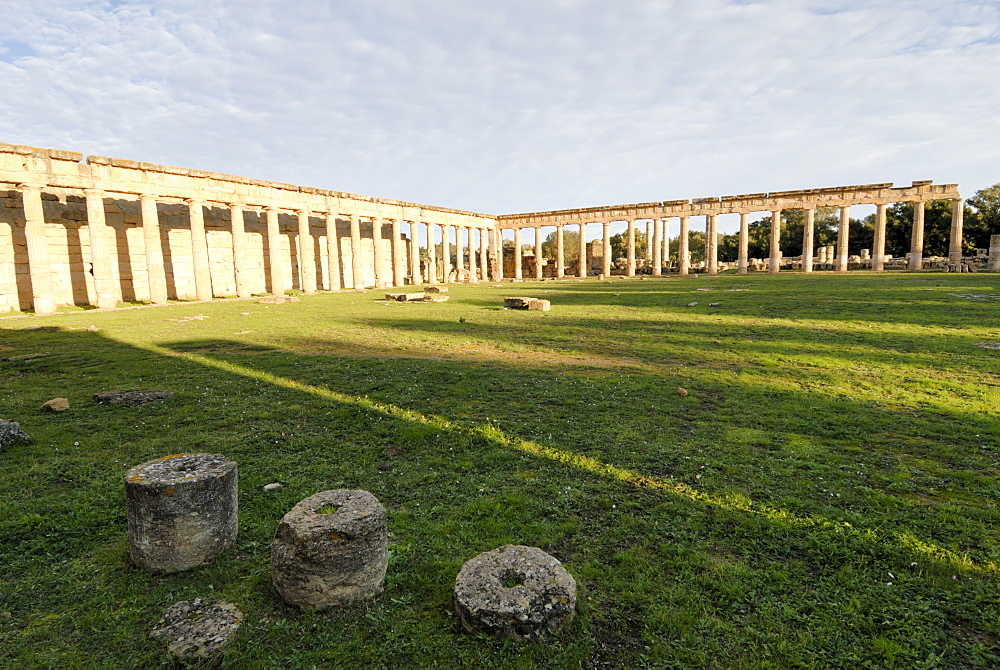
[271, 489, 388, 609]
[125, 453, 238, 573]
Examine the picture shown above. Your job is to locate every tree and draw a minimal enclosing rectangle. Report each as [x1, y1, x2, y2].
[965, 183, 1000, 251]
[540, 229, 580, 264]
[609, 230, 648, 261]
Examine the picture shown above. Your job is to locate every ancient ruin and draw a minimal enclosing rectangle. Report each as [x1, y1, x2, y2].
[0, 141, 968, 315]
[124, 453, 238, 573]
[149, 598, 243, 661]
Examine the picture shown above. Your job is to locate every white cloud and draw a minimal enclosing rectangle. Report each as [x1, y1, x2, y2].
[1, 0, 998, 217]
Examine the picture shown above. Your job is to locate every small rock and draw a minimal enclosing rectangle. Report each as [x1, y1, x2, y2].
[263, 483, 283, 492]
[425, 286, 449, 294]
[239, 312, 250, 316]
[676, 387, 689, 397]
[0, 419, 31, 447]
[696, 288, 711, 292]
[377, 463, 392, 472]
[86, 325, 99, 332]
[150, 599, 243, 662]
[41, 398, 69, 412]
[94, 390, 174, 407]
[687, 302, 698, 307]
[709, 302, 720, 307]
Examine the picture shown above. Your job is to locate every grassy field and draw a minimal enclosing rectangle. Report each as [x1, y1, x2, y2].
[1, 272, 999, 669]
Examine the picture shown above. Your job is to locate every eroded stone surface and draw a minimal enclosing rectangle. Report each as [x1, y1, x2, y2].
[150, 598, 242, 662]
[454, 544, 576, 640]
[505, 297, 550, 311]
[271, 489, 388, 609]
[125, 453, 238, 573]
[385, 292, 426, 302]
[0, 419, 30, 447]
[40, 397, 69, 412]
[94, 389, 174, 406]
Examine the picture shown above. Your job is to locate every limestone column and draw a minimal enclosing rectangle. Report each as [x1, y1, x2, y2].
[707, 214, 718, 276]
[737, 212, 749, 275]
[988, 235, 1000, 272]
[326, 209, 342, 290]
[468, 227, 477, 280]
[652, 218, 662, 277]
[836, 207, 850, 272]
[802, 208, 815, 274]
[600, 222, 611, 277]
[555, 224, 565, 278]
[678, 216, 690, 276]
[409, 221, 422, 284]
[425, 223, 436, 283]
[349, 213, 363, 289]
[267, 207, 284, 295]
[949, 199, 964, 265]
[492, 227, 503, 281]
[478, 228, 488, 280]
[442, 225, 452, 282]
[626, 220, 636, 276]
[230, 203, 252, 298]
[768, 210, 781, 275]
[578, 223, 587, 277]
[83, 189, 118, 309]
[535, 226, 544, 280]
[20, 184, 57, 315]
[188, 199, 213, 301]
[298, 208, 317, 294]
[645, 221, 653, 261]
[140, 194, 168, 304]
[391, 219, 405, 286]
[661, 223, 669, 270]
[909, 201, 925, 271]
[455, 226, 465, 279]
[872, 203, 887, 272]
[372, 218, 387, 288]
[513, 227, 523, 280]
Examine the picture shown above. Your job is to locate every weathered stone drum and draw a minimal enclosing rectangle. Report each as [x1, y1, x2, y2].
[454, 544, 576, 640]
[271, 489, 388, 609]
[124, 453, 238, 573]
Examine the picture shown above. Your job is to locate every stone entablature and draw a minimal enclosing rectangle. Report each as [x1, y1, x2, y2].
[495, 181, 960, 228]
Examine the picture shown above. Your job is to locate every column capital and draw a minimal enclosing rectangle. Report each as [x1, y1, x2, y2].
[139, 192, 159, 203]
[18, 182, 44, 193]
[187, 198, 206, 206]
[83, 187, 105, 198]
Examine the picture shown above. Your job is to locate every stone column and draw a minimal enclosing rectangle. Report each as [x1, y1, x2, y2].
[297, 208, 317, 294]
[578, 223, 587, 277]
[802, 208, 815, 274]
[456, 226, 465, 278]
[230, 204, 252, 298]
[836, 207, 850, 272]
[391, 219, 405, 287]
[652, 218, 662, 277]
[769, 210, 781, 275]
[140, 194, 168, 304]
[372, 218, 386, 288]
[949, 199, 964, 265]
[442, 225, 452, 282]
[492, 227, 503, 280]
[707, 214, 718, 276]
[349, 213, 363, 289]
[325, 209, 342, 290]
[468, 227, 477, 280]
[872, 203, 887, 272]
[909, 201, 925, 271]
[661, 223, 669, 269]
[678, 216, 690, 276]
[83, 189, 118, 309]
[556, 224, 565, 278]
[188, 199, 213, 301]
[645, 221, 653, 261]
[267, 207, 284, 295]
[988, 235, 1000, 272]
[535, 226, 544, 280]
[513, 227, 523, 280]
[737, 212, 749, 275]
[409, 221, 422, 285]
[626, 220, 635, 276]
[479, 227, 489, 281]
[426, 223, 438, 283]
[20, 184, 57, 315]
[601, 222, 612, 277]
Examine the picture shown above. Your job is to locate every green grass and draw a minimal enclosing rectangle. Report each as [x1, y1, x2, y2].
[1, 272, 999, 669]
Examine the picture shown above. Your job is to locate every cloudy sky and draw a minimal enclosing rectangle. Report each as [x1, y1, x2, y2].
[2, 0, 999, 235]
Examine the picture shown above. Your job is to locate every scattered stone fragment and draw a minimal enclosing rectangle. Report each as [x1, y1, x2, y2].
[527, 299, 551, 311]
[974, 342, 1000, 349]
[239, 312, 250, 316]
[687, 302, 698, 307]
[0, 419, 31, 447]
[125, 453, 238, 573]
[696, 288, 712, 292]
[709, 302, 720, 307]
[426, 285, 449, 294]
[454, 544, 576, 640]
[41, 398, 69, 412]
[676, 387, 689, 397]
[424, 294, 450, 303]
[726, 288, 749, 292]
[258, 296, 300, 304]
[263, 482, 284, 492]
[271, 489, 388, 609]
[94, 389, 174, 407]
[150, 598, 243, 662]
[86, 325, 99, 332]
[505, 297, 551, 311]
[385, 292, 426, 302]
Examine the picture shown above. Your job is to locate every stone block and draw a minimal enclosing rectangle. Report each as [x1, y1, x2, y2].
[124, 453, 238, 573]
[0, 419, 31, 447]
[150, 598, 242, 661]
[271, 489, 388, 609]
[425, 285, 448, 293]
[385, 292, 425, 302]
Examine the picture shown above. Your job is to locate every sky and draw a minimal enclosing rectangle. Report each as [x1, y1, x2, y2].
[2, 0, 999, 238]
